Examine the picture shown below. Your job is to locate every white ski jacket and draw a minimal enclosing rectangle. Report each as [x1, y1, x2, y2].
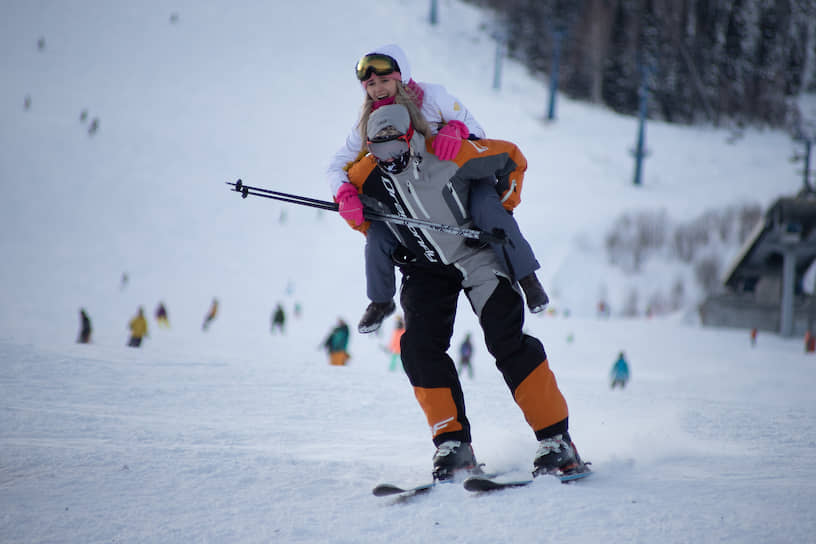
[326, 44, 485, 196]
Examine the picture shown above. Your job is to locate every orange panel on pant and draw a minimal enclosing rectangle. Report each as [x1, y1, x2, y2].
[329, 351, 349, 366]
[512, 360, 568, 432]
[413, 387, 463, 438]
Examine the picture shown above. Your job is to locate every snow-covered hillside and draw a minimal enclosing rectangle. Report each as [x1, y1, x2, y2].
[1, 1, 813, 543]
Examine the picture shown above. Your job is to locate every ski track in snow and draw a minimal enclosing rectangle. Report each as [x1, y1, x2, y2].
[1, 322, 814, 543]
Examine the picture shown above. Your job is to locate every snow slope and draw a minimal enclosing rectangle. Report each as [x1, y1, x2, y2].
[1, 1, 813, 542]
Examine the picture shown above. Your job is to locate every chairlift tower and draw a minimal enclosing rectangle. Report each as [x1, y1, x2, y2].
[546, 26, 565, 121]
[632, 62, 654, 186]
[492, 29, 507, 91]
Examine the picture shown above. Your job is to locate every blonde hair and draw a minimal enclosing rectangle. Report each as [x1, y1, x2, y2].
[357, 82, 431, 152]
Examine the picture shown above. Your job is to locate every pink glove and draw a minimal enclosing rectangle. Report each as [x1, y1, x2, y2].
[336, 182, 364, 226]
[433, 120, 470, 160]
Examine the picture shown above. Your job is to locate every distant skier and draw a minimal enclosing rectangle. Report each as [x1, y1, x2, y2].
[77, 308, 92, 344]
[128, 307, 148, 348]
[805, 330, 815, 353]
[457, 333, 474, 379]
[750, 327, 757, 347]
[271, 303, 286, 334]
[155, 302, 169, 328]
[202, 298, 219, 331]
[610, 351, 630, 389]
[323, 318, 350, 366]
[387, 316, 405, 371]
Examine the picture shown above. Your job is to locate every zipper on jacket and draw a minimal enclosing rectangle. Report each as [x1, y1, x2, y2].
[446, 181, 468, 220]
[385, 172, 419, 219]
[500, 179, 517, 204]
[405, 180, 432, 219]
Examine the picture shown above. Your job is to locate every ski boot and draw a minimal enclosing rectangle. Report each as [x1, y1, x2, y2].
[357, 300, 396, 334]
[532, 432, 586, 477]
[518, 274, 549, 313]
[432, 440, 478, 481]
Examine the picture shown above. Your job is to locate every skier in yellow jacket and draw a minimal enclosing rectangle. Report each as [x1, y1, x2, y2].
[128, 307, 148, 348]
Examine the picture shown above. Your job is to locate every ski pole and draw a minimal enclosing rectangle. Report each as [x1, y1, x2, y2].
[362, 209, 506, 245]
[226, 179, 507, 245]
[227, 179, 338, 211]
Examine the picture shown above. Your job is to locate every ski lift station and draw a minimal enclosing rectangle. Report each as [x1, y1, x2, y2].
[700, 193, 816, 337]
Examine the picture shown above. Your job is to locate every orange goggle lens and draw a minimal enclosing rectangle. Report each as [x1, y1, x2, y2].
[355, 54, 400, 81]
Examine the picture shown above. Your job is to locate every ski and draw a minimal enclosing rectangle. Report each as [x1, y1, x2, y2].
[373, 463, 591, 497]
[462, 475, 533, 492]
[372, 466, 488, 498]
[372, 481, 436, 497]
[463, 466, 592, 492]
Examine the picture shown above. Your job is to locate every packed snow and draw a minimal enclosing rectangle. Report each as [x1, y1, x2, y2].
[1, 1, 814, 542]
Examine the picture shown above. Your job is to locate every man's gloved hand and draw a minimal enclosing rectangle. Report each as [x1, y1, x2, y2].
[433, 120, 469, 160]
[336, 182, 364, 226]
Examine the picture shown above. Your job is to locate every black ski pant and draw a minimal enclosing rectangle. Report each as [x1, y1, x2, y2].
[398, 262, 568, 447]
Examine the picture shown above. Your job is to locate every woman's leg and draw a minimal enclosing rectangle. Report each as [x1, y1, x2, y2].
[469, 180, 548, 312]
[359, 221, 400, 333]
[365, 221, 399, 303]
[468, 179, 539, 281]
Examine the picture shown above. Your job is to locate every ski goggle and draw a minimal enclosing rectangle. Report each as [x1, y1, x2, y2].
[355, 53, 401, 82]
[367, 125, 414, 161]
[368, 136, 409, 161]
